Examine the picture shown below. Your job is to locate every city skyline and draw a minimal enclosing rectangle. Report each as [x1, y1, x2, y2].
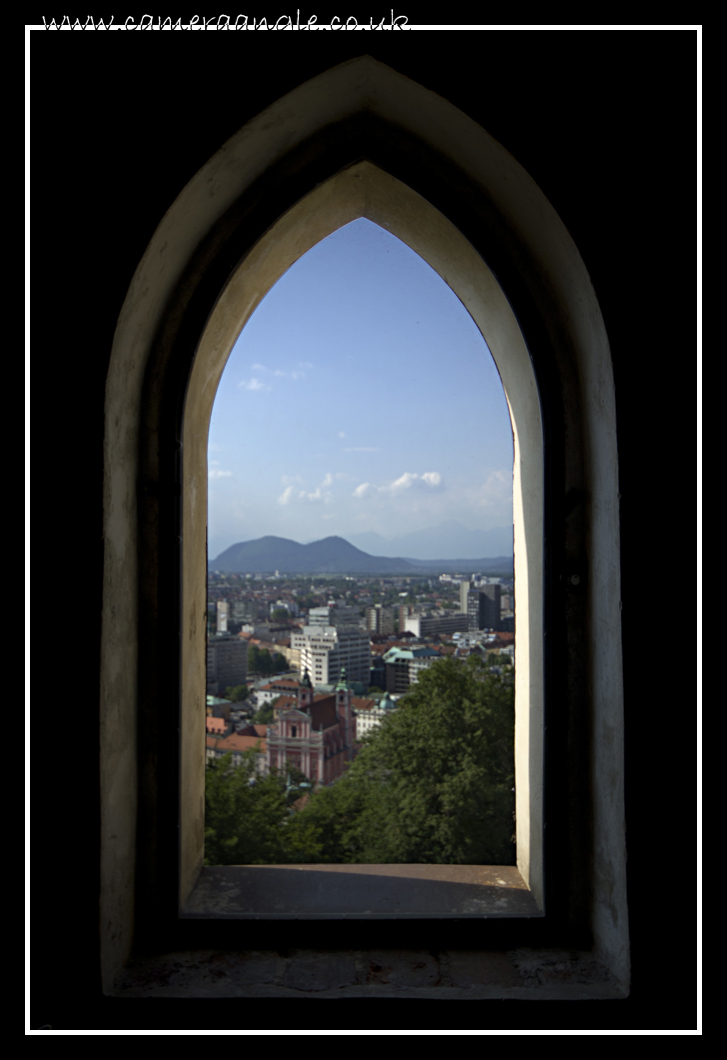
[208, 218, 514, 561]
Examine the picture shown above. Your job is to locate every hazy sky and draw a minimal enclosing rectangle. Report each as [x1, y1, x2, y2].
[208, 219, 513, 559]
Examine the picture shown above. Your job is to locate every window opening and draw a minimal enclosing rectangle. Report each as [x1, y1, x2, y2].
[204, 218, 516, 869]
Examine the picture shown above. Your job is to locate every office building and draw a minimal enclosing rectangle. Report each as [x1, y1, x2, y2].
[366, 604, 395, 635]
[403, 612, 469, 638]
[291, 623, 371, 687]
[460, 581, 502, 631]
[206, 634, 248, 696]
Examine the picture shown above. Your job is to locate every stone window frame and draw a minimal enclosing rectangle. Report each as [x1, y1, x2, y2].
[100, 57, 627, 998]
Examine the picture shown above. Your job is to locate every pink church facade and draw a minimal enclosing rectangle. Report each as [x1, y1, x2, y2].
[265, 671, 355, 786]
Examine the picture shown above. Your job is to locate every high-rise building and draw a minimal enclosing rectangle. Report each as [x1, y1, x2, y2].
[308, 604, 359, 628]
[291, 624, 371, 686]
[403, 612, 469, 638]
[206, 634, 248, 695]
[366, 604, 395, 635]
[460, 582, 502, 631]
[383, 646, 442, 693]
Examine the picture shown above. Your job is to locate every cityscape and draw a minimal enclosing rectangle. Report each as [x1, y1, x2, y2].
[204, 217, 515, 866]
[204, 558, 516, 865]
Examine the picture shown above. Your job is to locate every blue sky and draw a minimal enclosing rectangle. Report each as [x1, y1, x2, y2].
[208, 219, 513, 559]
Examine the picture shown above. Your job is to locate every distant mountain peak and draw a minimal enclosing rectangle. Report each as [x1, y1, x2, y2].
[209, 534, 513, 575]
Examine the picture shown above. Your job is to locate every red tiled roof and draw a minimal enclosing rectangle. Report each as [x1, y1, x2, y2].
[205, 717, 226, 734]
[492, 632, 515, 645]
[273, 695, 298, 712]
[207, 733, 267, 753]
[259, 678, 299, 691]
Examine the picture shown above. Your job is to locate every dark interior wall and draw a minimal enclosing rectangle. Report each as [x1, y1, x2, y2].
[31, 26, 695, 1030]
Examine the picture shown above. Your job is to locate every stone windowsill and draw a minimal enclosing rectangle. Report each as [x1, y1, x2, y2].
[181, 863, 543, 919]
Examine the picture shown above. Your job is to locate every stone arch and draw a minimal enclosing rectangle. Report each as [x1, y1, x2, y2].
[101, 56, 626, 994]
[183, 161, 543, 889]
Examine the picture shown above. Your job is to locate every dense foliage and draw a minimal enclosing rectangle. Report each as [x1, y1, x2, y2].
[204, 753, 321, 865]
[223, 683, 249, 703]
[252, 701, 276, 725]
[204, 655, 515, 866]
[247, 644, 288, 675]
[290, 655, 515, 864]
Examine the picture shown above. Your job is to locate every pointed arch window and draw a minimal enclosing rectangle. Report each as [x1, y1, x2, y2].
[101, 58, 628, 996]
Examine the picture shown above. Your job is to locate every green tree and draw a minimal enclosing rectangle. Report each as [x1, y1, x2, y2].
[271, 651, 288, 672]
[204, 750, 289, 865]
[205, 751, 322, 865]
[248, 644, 279, 674]
[486, 652, 513, 669]
[294, 655, 515, 865]
[282, 763, 313, 807]
[253, 700, 275, 725]
[224, 683, 249, 703]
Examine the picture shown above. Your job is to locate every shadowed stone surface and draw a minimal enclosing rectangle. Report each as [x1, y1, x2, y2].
[447, 950, 522, 988]
[182, 864, 541, 919]
[111, 947, 623, 999]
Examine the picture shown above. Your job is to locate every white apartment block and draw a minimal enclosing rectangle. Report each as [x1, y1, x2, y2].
[308, 604, 360, 628]
[404, 612, 470, 638]
[292, 624, 371, 686]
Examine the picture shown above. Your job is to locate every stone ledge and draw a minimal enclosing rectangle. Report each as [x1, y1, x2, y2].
[111, 948, 626, 1000]
[182, 864, 542, 919]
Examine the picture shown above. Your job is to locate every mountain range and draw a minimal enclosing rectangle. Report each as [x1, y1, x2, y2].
[343, 521, 513, 561]
[209, 534, 513, 575]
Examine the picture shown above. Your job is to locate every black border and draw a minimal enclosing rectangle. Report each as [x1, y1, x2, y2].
[31, 26, 697, 1031]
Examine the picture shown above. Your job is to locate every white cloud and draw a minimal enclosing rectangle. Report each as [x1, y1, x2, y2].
[338, 431, 346, 438]
[388, 471, 418, 493]
[250, 361, 310, 380]
[238, 377, 270, 391]
[279, 473, 338, 506]
[478, 469, 512, 503]
[209, 469, 233, 479]
[385, 471, 442, 493]
[355, 471, 444, 498]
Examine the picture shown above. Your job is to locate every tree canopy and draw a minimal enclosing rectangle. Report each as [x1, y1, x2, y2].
[247, 644, 288, 675]
[223, 683, 249, 703]
[204, 752, 321, 865]
[252, 700, 275, 725]
[289, 655, 515, 864]
[204, 656, 515, 867]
